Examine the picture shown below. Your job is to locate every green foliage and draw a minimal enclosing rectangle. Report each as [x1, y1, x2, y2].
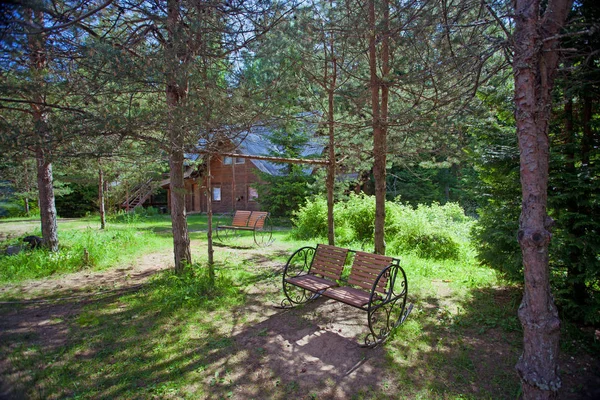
[0, 201, 26, 218]
[256, 165, 315, 218]
[469, 74, 523, 281]
[0, 227, 162, 283]
[290, 196, 328, 239]
[471, 59, 600, 324]
[392, 232, 460, 261]
[55, 183, 98, 218]
[335, 193, 377, 243]
[292, 194, 471, 260]
[141, 265, 244, 313]
[255, 121, 318, 217]
[387, 203, 466, 260]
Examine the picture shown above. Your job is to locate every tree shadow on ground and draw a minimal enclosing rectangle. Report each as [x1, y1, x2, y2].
[1, 264, 598, 399]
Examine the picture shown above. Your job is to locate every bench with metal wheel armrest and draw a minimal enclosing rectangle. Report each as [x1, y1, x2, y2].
[280, 245, 412, 347]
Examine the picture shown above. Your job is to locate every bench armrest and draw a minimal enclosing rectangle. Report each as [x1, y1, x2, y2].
[365, 262, 409, 347]
[282, 246, 316, 280]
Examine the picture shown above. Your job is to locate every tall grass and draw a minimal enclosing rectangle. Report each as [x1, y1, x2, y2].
[0, 225, 169, 284]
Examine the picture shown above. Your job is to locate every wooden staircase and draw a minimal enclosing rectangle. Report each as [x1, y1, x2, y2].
[121, 179, 154, 210]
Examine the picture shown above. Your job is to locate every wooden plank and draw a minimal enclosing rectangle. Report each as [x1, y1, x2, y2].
[347, 252, 393, 292]
[286, 275, 338, 292]
[231, 210, 252, 227]
[248, 211, 268, 229]
[310, 245, 348, 281]
[321, 286, 371, 308]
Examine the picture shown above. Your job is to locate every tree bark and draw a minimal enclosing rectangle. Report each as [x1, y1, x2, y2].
[36, 147, 58, 251]
[98, 167, 106, 230]
[167, 0, 191, 273]
[326, 23, 337, 246]
[512, 0, 573, 398]
[27, 8, 58, 251]
[369, 0, 389, 255]
[168, 144, 191, 273]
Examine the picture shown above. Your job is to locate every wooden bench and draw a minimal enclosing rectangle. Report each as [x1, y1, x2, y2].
[215, 210, 273, 246]
[281, 245, 412, 347]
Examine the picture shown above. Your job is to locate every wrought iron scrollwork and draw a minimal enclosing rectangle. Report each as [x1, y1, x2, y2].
[280, 246, 316, 308]
[363, 262, 409, 347]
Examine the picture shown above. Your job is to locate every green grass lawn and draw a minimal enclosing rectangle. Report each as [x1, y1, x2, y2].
[0, 215, 597, 399]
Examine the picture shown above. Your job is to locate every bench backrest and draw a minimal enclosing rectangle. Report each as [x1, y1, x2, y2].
[248, 211, 268, 229]
[309, 244, 349, 281]
[231, 210, 252, 227]
[348, 251, 395, 294]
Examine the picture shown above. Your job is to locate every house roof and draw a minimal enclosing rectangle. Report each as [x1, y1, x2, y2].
[188, 115, 325, 176]
[233, 120, 324, 176]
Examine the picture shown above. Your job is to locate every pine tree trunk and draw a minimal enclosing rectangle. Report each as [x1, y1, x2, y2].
[36, 147, 58, 251]
[98, 167, 106, 230]
[23, 160, 31, 216]
[168, 144, 191, 273]
[326, 35, 337, 246]
[206, 155, 215, 284]
[167, 0, 191, 274]
[28, 8, 58, 252]
[369, 0, 387, 255]
[512, 0, 572, 397]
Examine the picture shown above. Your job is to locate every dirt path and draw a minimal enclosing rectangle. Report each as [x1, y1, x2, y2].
[0, 249, 173, 300]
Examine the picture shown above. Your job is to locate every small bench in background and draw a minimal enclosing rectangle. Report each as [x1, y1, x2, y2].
[280, 244, 412, 347]
[215, 210, 273, 246]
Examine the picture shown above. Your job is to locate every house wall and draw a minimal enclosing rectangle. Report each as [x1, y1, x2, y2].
[208, 155, 262, 214]
[164, 157, 264, 214]
[184, 180, 202, 213]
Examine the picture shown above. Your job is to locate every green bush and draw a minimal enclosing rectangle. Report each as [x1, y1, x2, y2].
[290, 197, 328, 239]
[55, 184, 98, 218]
[390, 232, 460, 260]
[335, 194, 376, 243]
[292, 194, 472, 260]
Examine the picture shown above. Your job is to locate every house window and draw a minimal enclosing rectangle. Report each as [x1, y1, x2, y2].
[248, 187, 258, 201]
[235, 157, 245, 164]
[212, 187, 221, 202]
[223, 157, 232, 165]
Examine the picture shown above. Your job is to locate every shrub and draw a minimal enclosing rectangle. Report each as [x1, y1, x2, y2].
[290, 197, 328, 239]
[335, 193, 376, 243]
[390, 232, 460, 260]
[292, 195, 472, 261]
[55, 184, 98, 218]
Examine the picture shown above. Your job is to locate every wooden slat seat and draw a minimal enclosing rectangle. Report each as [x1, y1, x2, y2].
[319, 286, 373, 308]
[284, 244, 349, 292]
[285, 274, 338, 292]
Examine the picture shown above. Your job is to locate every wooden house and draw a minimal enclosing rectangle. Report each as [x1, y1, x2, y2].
[160, 119, 324, 214]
